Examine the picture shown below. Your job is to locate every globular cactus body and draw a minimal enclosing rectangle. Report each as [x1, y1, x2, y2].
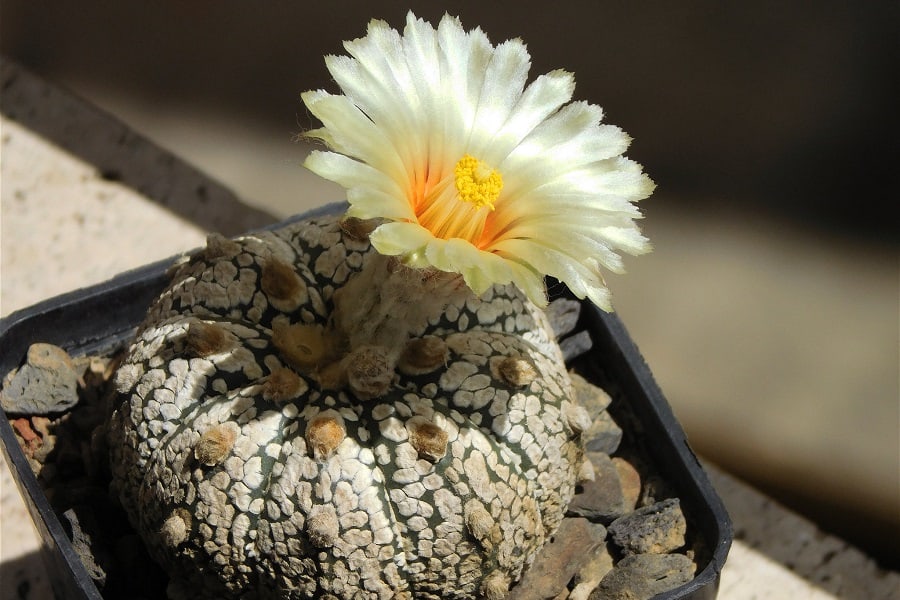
[109, 214, 586, 599]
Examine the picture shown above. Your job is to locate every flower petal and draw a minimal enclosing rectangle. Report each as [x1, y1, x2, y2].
[485, 69, 575, 164]
[369, 221, 433, 255]
[467, 39, 532, 157]
[302, 90, 407, 182]
[494, 238, 611, 309]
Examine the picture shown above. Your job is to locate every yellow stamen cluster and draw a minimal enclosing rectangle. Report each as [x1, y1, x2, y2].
[454, 154, 503, 210]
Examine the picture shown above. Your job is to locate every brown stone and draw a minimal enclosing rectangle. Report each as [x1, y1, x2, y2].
[584, 410, 623, 455]
[608, 498, 687, 556]
[612, 457, 641, 513]
[592, 553, 695, 600]
[1, 343, 80, 414]
[569, 374, 622, 454]
[569, 543, 614, 600]
[545, 298, 581, 339]
[569, 373, 611, 413]
[507, 518, 607, 600]
[559, 330, 594, 362]
[567, 452, 631, 524]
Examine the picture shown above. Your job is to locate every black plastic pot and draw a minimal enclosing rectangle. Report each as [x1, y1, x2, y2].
[0, 209, 732, 600]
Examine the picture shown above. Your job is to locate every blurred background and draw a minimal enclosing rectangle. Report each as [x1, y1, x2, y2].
[2, 0, 897, 569]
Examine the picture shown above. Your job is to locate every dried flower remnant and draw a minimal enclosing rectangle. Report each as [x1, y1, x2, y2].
[272, 323, 328, 370]
[344, 345, 394, 400]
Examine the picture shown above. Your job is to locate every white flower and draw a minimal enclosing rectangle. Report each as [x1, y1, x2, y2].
[302, 11, 654, 310]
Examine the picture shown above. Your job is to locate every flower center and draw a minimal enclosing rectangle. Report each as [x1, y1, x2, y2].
[454, 154, 503, 210]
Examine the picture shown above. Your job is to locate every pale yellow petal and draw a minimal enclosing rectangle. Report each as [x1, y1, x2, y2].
[302, 90, 406, 181]
[484, 69, 575, 165]
[345, 189, 417, 222]
[369, 221, 433, 255]
[304, 151, 394, 194]
[467, 38, 532, 157]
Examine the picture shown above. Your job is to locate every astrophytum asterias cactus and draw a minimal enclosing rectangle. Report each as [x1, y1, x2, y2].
[108, 214, 595, 599]
[109, 10, 657, 598]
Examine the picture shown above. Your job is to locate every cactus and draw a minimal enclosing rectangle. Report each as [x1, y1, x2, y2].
[108, 9, 655, 595]
[108, 214, 591, 599]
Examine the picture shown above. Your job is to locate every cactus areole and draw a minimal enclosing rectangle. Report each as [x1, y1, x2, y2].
[109, 214, 587, 599]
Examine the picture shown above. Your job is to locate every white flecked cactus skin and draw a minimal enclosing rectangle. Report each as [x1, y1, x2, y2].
[108, 214, 588, 599]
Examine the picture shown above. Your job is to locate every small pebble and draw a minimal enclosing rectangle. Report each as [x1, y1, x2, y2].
[545, 298, 582, 339]
[592, 553, 695, 600]
[559, 331, 593, 362]
[612, 457, 641, 512]
[63, 508, 108, 587]
[1, 343, 81, 414]
[507, 517, 607, 600]
[569, 375, 622, 454]
[567, 452, 632, 524]
[568, 543, 614, 600]
[583, 410, 623, 455]
[608, 498, 687, 556]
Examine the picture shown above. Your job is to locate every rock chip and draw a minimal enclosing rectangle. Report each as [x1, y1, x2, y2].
[568, 453, 632, 524]
[559, 330, 594, 362]
[1, 343, 81, 414]
[568, 543, 614, 600]
[608, 498, 687, 556]
[507, 517, 608, 600]
[612, 457, 641, 512]
[63, 508, 109, 587]
[584, 411, 623, 455]
[638, 474, 676, 507]
[570, 373, 611, 413]
[545, 298, 593, 360]
[569, 374, 622, 454]
[545, 298, 582, 339]
[591, 553, 696, 600]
